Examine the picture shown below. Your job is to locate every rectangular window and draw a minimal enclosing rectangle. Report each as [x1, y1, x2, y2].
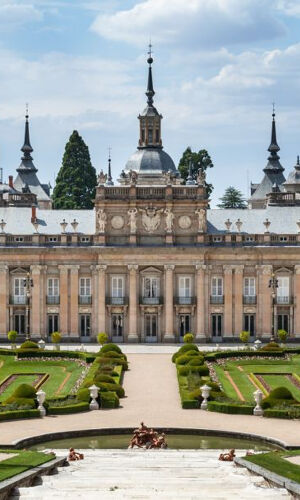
[48, 314, 59, 334]
[211, 314, 222, 337]
[80, 277, 91, 296]
[145, 314, 157, 340]
[179, 315, 191, 338]
[14, 314, 25, 334]
[277, 314, 289, 333]
[179, 277, 191, 298]
[112, 276, 124, 298]
[112, 314, 123, 339]
[148, 128, 153, 143]
[244, 277, 255, 296]
[143, 277, 159, 298]
[80, 314, 91, 337]
[277, 277, 289, 304]
[48, 278, 59, 296]
[244, 314, 255, 337]
[211, 277, 223, 296]
[14, 278, 25, 296]
[155, 129, 159, 143]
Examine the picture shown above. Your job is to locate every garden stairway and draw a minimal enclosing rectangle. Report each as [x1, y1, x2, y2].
[15, 449, 289, 499]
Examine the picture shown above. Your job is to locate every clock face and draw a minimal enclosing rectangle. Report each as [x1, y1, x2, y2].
[178, 215, 192, 229]
[111, 215, 124, 230]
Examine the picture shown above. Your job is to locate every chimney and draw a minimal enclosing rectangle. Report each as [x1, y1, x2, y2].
[31, 206, 37, 223]
[8, 176, 13, 188]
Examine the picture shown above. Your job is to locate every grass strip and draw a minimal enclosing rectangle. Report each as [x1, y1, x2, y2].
[0, 450, 54, 482]
[244, 451, 300, 484]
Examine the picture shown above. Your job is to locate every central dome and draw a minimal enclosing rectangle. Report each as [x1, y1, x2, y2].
[124, 148, 177, 175]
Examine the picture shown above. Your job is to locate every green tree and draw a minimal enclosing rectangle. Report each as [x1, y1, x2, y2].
[178, 147, 214, 197]
[97, 332, 108, 346]
[53, 130, 97, 209]
[217, 186, 247, 209]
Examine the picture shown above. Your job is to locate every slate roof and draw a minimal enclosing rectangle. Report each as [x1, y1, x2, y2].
[125, 148, 177, 175]
[0, 206, 300, 236]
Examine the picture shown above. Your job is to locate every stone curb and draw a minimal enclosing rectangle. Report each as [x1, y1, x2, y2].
[235, 457, 300, 498]
[0, 456, 67, 500]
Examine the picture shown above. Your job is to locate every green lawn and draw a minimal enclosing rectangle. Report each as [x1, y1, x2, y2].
[0, 355, 85, 401]
[214, 355, 300, 403]
[0, 450, 54, 482]
[244, 450, 300, 484]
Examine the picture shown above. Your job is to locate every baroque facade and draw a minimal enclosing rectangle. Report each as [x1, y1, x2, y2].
[0, 54, 300, 343]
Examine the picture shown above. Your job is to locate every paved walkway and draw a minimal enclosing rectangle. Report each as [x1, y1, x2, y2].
[1, 354, 300, 447]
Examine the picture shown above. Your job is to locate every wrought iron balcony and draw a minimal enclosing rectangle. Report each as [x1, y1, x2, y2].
[10, 295, 28, 305]
[140, 296, 163, 305]
[106, 297, 128, 305]
[243, 295, 257, 305]
[210, 295, 224, 304]
[47, 295, 60, 305]
[175, 296, 196, 305]
[275, 296, 293, 305]
[79, 295, 92, 305]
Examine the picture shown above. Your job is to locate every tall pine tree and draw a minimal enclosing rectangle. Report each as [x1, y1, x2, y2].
[178, 147, 214, 197]
[53, 130, 97, 209]
[217, 186, 247, 209]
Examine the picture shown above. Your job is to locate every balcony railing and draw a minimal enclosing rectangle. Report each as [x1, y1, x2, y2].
[140, 296, 162, 305]
[79, 295, 92, 305]
[10, 295, 28, 305]
[210, 295, 224, 304]
[243, 295, 257, 305]
[47, 295, 60, 305]
[175, 296, 196, 305]
[106, 297, 128, 305]
[276, 296, 292, 305]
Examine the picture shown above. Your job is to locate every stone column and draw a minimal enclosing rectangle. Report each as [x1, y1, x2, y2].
[294, 265, 300, 337]
[31, 265, 43, 337]
[258, 265, 272, 338]
[0, 265, 8, 336]
[223, 265, 233, 337]
[58, 265, 69, 335]
[70, 265, 80, 338]
[196, 263, 206, 341]
[128, 265, 138, 342]
[234, 265, 244, 337]
[164, 264, 175, 342]
[90, 265, 98, 338]
[97, 265, 107, 334]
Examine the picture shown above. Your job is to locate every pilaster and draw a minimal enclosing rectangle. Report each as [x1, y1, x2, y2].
[195, 263, 206, 340]
[257, 265, 272, 338]
[58, 265, 69, 335]
[164, 264, 175, 341]
[294, 265, 300, 337]
[70, 265, 80, 337]
[30, 265, 43, 337]
[234, 265, 244, 336]
[223, 265, 233, 337]
[0, 265, 8, 336]
[96, 265, 107, 334]
[128, 264, 138, 342]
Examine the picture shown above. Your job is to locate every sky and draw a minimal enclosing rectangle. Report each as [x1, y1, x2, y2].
[1, 0, 300, 206]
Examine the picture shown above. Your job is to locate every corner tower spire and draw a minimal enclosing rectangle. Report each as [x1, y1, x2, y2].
[18, 106, 37, 172]
[138, 45, 163, 150]
[264, 105, 284, 173]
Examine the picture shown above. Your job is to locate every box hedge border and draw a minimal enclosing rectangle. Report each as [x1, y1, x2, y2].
[0, 409, 40, 421]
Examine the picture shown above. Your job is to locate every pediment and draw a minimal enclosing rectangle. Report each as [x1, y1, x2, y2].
[140, 266, 162, 275]
[276, 267, 292, 274]
[10, 267, 28, 275]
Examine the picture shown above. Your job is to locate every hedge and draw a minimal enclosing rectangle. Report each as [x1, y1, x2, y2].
[100, 391, 119, 409]
[182, 400, 199, 409]
[204, 349, 286, 361]
[16, 350, 95, 363]
[207, 401, 254, 415]
[47, 402, 89, 415]
[0, 409, 40, 421]
[263, 408, 294, 419]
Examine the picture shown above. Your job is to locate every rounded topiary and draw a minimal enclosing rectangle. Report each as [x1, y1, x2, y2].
[100, 343, 122, 354]
[260, 341, 282, 351]
[7, 330, 17, 343]
[76, 388, 90, 402]
[239, 331, 250, 344]
[172, 344, 199, 363]
[277, 329, 288, 343]
[13, 383, 36, 399]
[269, 387, 294, 400]
[81, 378, 94, 388]
[51, 331, 62, 344]
[100, 351, 127, 361]
[183, 333, 194, 344]
[94, 374, 116, 384]
[100, 391, 119, 409]
[97, 332, 108, 346]
[187, 357, 204, 366]
[178, 365, 209, 376]
[19, 340, 39, 350]
[4, 396, 36, 408]
[97, 382, 124, 398]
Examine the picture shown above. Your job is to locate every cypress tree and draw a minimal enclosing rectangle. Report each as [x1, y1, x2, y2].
[53, 130, 97, 209]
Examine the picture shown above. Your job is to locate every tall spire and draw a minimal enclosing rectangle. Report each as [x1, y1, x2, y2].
[264, 105, 284, 172]
[106, 147, 114, 186]
[17, 106, 37, 172]
[146, 43, 155, 106]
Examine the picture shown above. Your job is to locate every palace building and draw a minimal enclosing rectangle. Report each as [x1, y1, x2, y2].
[1, 54, 300, 343]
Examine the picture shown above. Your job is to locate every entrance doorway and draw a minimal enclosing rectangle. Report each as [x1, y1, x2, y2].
[80, 314, 91, 338]
[277, 314, 289, 333]
[14, 314, 25, 334]
[112, 314, 124, 342]
[145, 314, 157, 343]
[179, 314, 191, 341]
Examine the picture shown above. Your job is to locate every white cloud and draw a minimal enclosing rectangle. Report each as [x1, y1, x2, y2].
[277, 0, 300, 16]
[91, 0, 285, 48]
[0, 2, 42, 27]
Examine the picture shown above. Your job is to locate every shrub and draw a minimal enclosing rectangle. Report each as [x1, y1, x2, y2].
[260, 342, 283, 352]
[48, 402, 89, 415]
[100, 351, 127, 361]
[94, 374, 116, 384]
[0, 409, 40, 421]
[13, 383, 36, 399]
[76, 388, 90, 402]
[270, 387, 295, 400]
[51, 331, 61, 344]
[278, 329, 288, 343]
[182, 400, 199, 409]
[176, 353, 203, 365]
[100, 391, 119, 409]
[97, 382, 124, 398]
[19, 340, 39, 350]
[172, 344, 199, 363]
[239, 330, 250, 344]
[262, 387, 297, 409]
[4, 397, 36, 408]
[7, 330, 17, 343]
[187, 357, 204, 366]
[263, 409, 294, 419]
[100, 343, 122, 354]
[97, 332, 108, 345]
[183, 333, 194, 344]
[178, 365, 209, 376]
[207, 401, 254, 414]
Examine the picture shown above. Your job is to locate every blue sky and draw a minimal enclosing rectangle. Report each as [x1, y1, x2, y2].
[1, 0, 300, 205]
